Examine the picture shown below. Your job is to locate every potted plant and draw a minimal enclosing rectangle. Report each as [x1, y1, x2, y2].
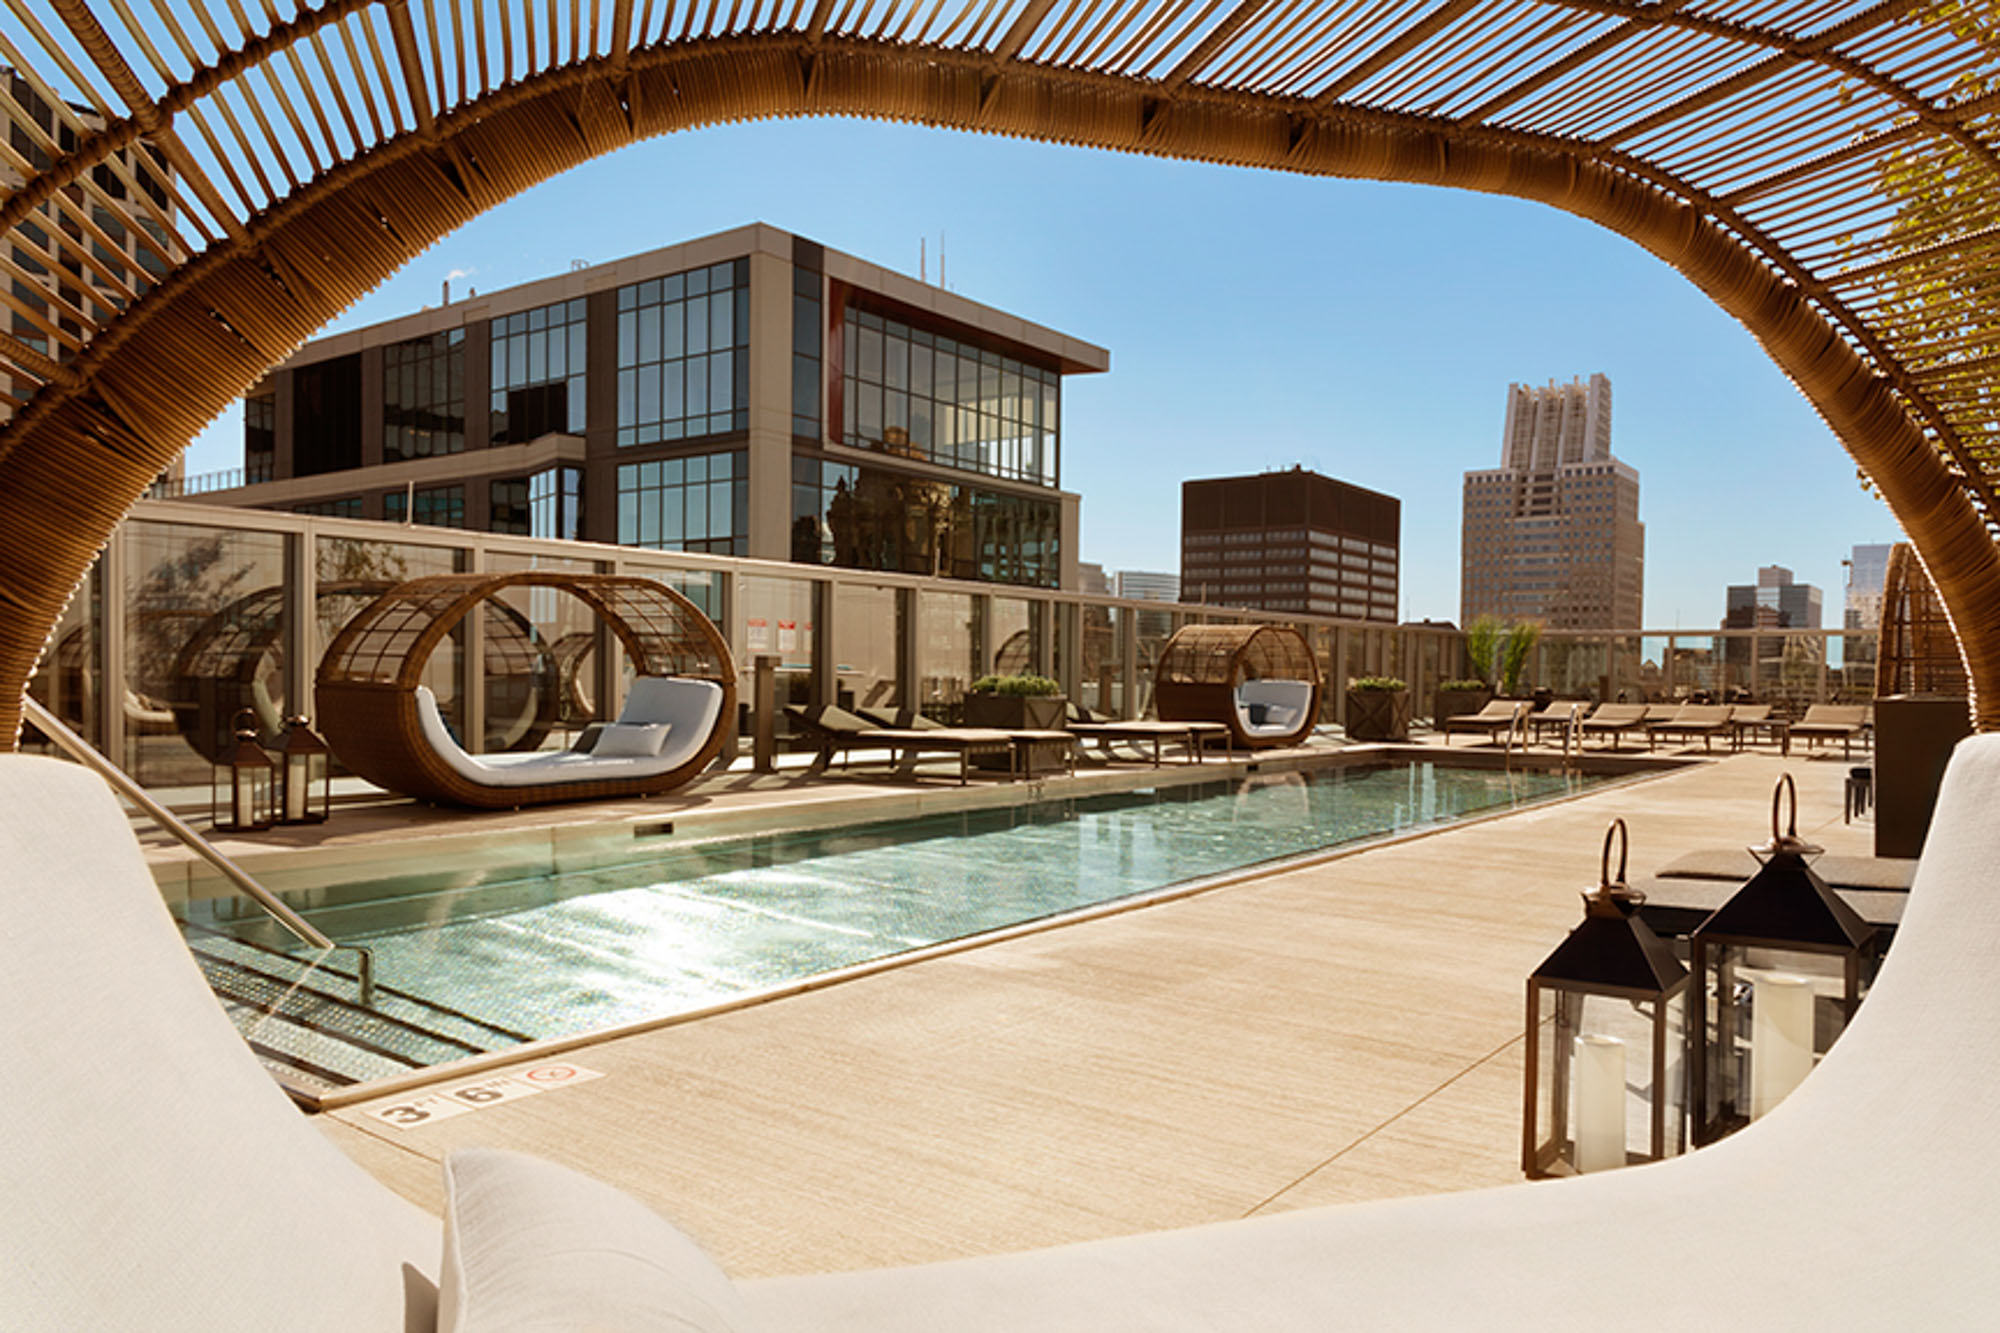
[1434, 678, 1493, 727]
[963, 673, 1066, 731]
[1500, 621, 1543, 698]
[1345, 675, 1411, 742]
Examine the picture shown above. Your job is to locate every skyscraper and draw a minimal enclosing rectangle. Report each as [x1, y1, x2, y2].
[1846, 543, 1892, 631]
[1181, 468, 1399, 620]
[1460, 374, 1644, 629]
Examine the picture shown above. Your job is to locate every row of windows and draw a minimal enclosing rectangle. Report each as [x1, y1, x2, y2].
[615, 260, 750, 446]
[492, 299, 587, 443]
[289, 468, 579, 538]
[842, 308, 1059, 488]
[385, 329, 465, 462]
[616, 451, 749, 556]
[791, 455, 1060, 588]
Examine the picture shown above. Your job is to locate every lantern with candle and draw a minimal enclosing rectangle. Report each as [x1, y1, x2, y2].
[1688, 773, 1882, 1147]
[273, 715, 332, 825]
[211, 708, 274, 834]
[1523, 818, 1690, 1178]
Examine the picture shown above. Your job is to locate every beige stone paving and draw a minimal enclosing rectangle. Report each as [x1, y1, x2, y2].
[315, 746, 1879, 1279]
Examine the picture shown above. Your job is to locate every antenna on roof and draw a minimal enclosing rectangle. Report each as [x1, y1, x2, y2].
[570, 258, 588, 271]
[442, 279, 450, 304]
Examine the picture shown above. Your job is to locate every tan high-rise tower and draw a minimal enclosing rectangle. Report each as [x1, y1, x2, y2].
[1461, 374, 1643, 629]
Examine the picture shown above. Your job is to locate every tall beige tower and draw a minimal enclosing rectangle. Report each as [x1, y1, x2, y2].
[1462, 374, 1643, 629]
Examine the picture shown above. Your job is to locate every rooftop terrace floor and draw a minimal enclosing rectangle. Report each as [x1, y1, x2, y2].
[293, 737, 1874, 1279]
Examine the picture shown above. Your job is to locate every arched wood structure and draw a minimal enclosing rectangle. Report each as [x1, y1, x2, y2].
[1154, 621, 1321, 748]
[167, 579, 558, 762]
[1879, 541, 1968, 700]
[2, 2, 1997, 744]
[316, 570, 735, 806]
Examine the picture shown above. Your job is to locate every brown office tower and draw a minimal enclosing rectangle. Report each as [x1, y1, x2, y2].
[1460, 374, 1644, 629]
[1181, 468, 1400, 620]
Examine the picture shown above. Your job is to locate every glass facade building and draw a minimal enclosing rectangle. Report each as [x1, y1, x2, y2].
[204, 226, 1102, 591]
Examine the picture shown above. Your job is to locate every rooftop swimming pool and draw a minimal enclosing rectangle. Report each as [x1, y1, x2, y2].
[180, 758, 1620, 1093]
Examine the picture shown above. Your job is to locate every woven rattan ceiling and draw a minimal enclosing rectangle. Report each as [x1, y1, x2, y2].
[1, 0, 1997, 744]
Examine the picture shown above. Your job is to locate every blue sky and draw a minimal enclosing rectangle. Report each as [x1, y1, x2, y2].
[179, 117, 1902, 628]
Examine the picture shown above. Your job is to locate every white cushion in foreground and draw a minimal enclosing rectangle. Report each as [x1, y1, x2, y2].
[441, 1148, 757, 1333]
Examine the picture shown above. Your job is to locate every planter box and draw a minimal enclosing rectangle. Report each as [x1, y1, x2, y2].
[1345, 689, 1411, 742]
[962, 693, 1066, 731]
[1434, 687, 1492, 727]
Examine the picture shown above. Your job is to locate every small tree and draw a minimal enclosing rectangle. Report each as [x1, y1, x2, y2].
[1500, 621, 1543, 696]
[1466, 615, 1504, 689]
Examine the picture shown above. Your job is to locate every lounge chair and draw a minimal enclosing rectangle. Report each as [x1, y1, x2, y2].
[1646, 703, 1734, 752]
[785, 704, 1071, 783]
[1789, 704, 1871, 758]
[415, 677, 724, 791]
[1578, 702, 1648, 748]
[1524, 699, 1587, 746]
[1440, 698, 1528, 745]
[1066, 713, 1230, 766]
[1725, 703, 1788, 753]
[18, 739, 2000, 1328]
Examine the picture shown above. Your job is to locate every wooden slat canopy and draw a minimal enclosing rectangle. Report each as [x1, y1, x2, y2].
[2, 0, 1997, 743]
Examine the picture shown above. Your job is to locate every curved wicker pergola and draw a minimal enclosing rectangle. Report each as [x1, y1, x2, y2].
[1155, 622, 1321, 747]
[1, 2, 1997, 743]
[316, 570, 735, 806]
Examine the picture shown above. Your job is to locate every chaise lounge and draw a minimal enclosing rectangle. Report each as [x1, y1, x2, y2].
[1440, 697, 1528, 744]
[14, 737, 2000, 1329]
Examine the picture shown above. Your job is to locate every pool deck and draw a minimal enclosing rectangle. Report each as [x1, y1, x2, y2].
[297, 737, 1877, 1279]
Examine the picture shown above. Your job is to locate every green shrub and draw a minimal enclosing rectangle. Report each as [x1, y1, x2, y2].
[969, 673, 1062, 697]
[1465, 615, 1503, 687]
[1500, 621, 1543, 695]
[1439, 678, 1488, 691]
[1349, 675, 1407, 692]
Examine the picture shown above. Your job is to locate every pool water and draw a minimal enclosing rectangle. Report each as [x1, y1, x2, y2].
[296, 761, 1600, 1045]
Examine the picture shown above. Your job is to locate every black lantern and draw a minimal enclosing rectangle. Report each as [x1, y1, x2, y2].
[1689, 773, 1882, 1146]
[212, 708, 273, 833]
[1523, 819, 1690, 1178]
[274, 715, 332, 825]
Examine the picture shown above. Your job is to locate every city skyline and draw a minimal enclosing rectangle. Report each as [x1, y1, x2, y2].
[172, 117, 1901, 627]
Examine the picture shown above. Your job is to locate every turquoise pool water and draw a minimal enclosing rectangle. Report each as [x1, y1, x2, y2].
[288, 761, 1600, 1048]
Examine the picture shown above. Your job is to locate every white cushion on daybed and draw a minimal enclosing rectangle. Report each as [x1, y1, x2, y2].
[1236, 678, 1314, 736]
[414, 679, 722, 788]
[593, 721, 673, 757]
[441, 1149, 756, 1333]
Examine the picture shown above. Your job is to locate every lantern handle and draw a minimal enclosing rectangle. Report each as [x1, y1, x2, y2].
[1601, 817, 1629, 888]
[1772, 772, 1799, 842]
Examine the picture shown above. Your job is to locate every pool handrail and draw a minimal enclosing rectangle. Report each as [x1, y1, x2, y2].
[19, 693, 375, 1006]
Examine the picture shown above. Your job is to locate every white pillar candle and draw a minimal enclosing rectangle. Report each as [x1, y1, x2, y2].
[1751, 973, 1815, 1119]
[233, 778, 255, 829]
[1574, 1034, 1626, 1173]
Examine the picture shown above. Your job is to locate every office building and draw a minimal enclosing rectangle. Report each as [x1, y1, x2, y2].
[1113, 570, 1179, 604]
[1846, 543, 1892, 631]
[1725, 565, 1823, 630]
[174, 224, 1108, 590]
[1180, 468, 1399, 620]
[1461, 373, 1644, 628]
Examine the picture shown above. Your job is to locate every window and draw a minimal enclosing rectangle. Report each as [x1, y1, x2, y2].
[841, 307, 1060, 488]
[617, 451, 747, 555]
[790, 454, 1060, 588]
[793, 264, 821, 440]
[491, 299, 586, 444]
[293, 497, 360, 517]
[616, 261, 750, 446]
[384, 329, 465, 462]
[293, 353, 363, 476]
[530, 466, 583, 541]
[244, 393, 275, 483]
[383, 484, 465, 528]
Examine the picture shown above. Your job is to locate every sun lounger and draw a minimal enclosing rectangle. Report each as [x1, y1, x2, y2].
[1065, 702, 1229, 766]
[787, 704, 1070, 783]
[1724, 703, 1789, 753]
[1439, 698, 1528, 744]
[1523, 699, 1587, 746]
[1578, 702, 1648, 748]
[1646, 703, 1734, 752]
[1788, 704, 1871, 758]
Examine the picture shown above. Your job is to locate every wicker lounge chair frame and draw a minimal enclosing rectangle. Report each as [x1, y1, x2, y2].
[1154, 624, 1321, 750]
[1646, 704, 1736, 752]
[1789, 705, 1872, 759]
[1441, 699, 1529, 745]
[316, 572, 735, 808]
[1578, 703, 1650, 749]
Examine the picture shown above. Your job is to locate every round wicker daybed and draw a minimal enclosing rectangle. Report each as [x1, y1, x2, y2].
[316, 572, 736, 808]
[168, 580, 559, 763]
[1154, 624, 1322, 749]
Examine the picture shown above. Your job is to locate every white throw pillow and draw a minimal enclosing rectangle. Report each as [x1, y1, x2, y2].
[593, 722, 671, 757]
[1261, 707, 1297, 729]
[440, 1148, 757, 1333]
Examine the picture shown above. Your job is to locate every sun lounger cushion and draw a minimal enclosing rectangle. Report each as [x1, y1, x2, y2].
[593, 721, 672, 757]
[1237, 680, 1313, 737]
[416, 681, 722, 788]
[441, 1148, 756, 1333]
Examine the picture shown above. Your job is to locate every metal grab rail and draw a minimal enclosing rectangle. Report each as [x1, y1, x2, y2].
[20, 694, 375, 1005]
